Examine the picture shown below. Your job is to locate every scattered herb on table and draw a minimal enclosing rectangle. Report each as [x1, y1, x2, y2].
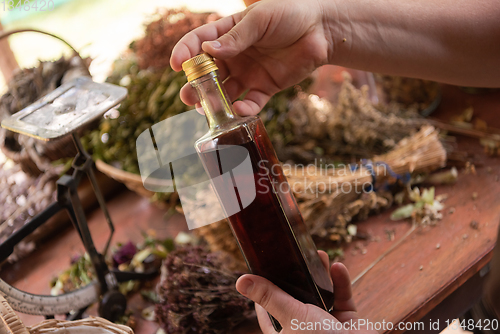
[50, 234, 173, 296]
[391, 186, 444, 225]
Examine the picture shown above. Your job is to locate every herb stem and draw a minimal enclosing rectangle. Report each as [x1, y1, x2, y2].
[351, 222, 417, 285]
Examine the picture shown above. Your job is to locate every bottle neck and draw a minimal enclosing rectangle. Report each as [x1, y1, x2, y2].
[190, 71, 237, 130]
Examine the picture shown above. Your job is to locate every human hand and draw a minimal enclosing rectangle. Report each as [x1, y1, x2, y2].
[235, 251, 376, 333]
[170, 0, 334, 116]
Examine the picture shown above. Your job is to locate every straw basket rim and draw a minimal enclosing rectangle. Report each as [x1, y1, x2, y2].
[1, 296, 133, 334]
[95, 160, 145, 186]
[27, 317, 133, 334]
[95, 159, 153, 198]
[94, 159, 177, 209]
[0, 295, 29, 334]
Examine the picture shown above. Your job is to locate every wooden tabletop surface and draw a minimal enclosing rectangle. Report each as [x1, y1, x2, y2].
[2, 84, 500, 333]
[344, 84, 500, 333]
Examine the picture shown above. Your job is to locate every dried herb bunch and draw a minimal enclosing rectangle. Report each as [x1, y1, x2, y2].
[132, 9, 220, 70]
[262, 75, 423, 163]
[0, 56, 88, 117]
[194, 220, 246, 272]
[258, 78, 313, 161]
[375, 74, 440, 113]
[329, 78, 423, 154]
[288, 125, 446, 236]
[156, 245, 252, 334]
[86, 61, 189, 175]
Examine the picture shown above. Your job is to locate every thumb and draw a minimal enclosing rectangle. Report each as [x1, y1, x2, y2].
[236, 274, 306, 326]
[202, 11, 264, 59]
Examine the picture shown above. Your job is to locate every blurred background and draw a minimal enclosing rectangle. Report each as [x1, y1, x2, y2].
[0, 0, 245, 89]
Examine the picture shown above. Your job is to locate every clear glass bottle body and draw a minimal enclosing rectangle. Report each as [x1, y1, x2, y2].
[192, 71, 334, 328]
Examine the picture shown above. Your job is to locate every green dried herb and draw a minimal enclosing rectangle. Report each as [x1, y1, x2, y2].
[391, 186, 444, 225]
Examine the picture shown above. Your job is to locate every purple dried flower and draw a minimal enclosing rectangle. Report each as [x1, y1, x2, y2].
[70, 254, 81, 265]
[113, 241, 137, 267]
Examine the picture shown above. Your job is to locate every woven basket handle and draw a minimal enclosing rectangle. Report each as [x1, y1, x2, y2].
[0, 28, 90, 76]
[0, 295, 29, 334]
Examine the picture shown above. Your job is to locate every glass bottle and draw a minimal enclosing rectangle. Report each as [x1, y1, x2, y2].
[182, 53, 334, 330]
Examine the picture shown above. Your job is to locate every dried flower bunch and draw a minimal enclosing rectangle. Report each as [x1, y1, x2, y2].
[329, 77, 424, 153]
[257, 79, 314, 161]
[0, 162, 61, 262]
[261, 75, 425, 163]
[0, 57, 87, 117]
[374, 74, 441, 113]
[289, 124, 446, 234]
[194, 220, 246, 272]
[132, 9, 220, 70]
[86, 62, 189, 175]
[155, 246, 252, 334]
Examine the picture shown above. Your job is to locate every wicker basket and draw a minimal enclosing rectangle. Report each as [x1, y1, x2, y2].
[0, 295, 29, 334]
[0, 29, 91, 177]
[28, 318, 133, 334]
[0, 295, 133, 334]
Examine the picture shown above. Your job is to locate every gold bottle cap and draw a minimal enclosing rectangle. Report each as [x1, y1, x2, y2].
[182, 53, 219, 82]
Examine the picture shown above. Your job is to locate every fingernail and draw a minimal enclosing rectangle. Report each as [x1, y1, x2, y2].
[209, 40, 221, 49]
[239, 277, 254, 295]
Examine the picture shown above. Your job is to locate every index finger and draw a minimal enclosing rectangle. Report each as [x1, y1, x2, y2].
[170, 14, 238, 71]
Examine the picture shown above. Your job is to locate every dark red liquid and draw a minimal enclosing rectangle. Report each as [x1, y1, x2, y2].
[197, 117, 334, 315]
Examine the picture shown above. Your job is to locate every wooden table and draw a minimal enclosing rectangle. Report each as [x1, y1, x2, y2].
[346, 84, 500, 333]
[2, 85, 500, 333]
